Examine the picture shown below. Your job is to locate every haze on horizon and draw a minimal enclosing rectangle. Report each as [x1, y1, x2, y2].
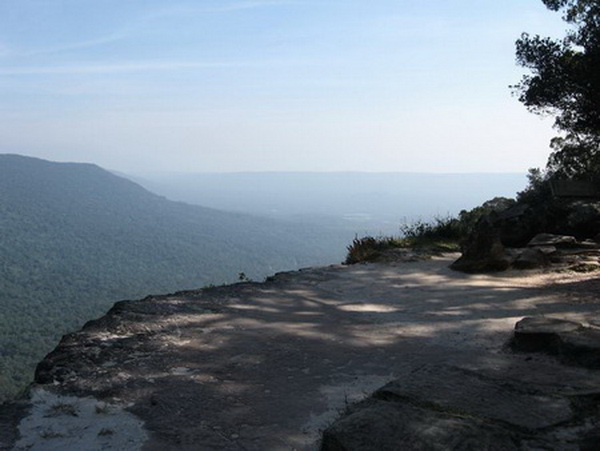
[0, 1, 566, 174]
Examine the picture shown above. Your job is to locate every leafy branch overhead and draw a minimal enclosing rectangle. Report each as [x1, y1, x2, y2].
[514, 0, 600, 178]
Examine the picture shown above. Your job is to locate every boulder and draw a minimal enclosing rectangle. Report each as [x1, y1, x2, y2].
[512, 248, 548, 270]
[527, 233, 577, 247]
[493, 203, 535, 247]
[321, 398, 521, 451]
[566, 201, 600, 236]
[533, 245, 557, 255]
[511, 316, 600, 369]
[320, 364, 593, 450]
[578, 239, 600, 249]
[493, 199, 600, 247]
[450, 216, 510, 273]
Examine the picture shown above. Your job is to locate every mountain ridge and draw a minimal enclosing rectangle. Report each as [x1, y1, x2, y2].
[0, 153, 346, 400]
[127, 170, 526, 236]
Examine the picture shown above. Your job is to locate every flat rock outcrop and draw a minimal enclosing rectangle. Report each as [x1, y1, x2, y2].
[2, 256, 600, 450]
[528, 233, 578, 247]
[324, 314, 600, 450]
[321, 360, 600, 450]
[453, 231, 600, 273]
[511, 316, 600, 369]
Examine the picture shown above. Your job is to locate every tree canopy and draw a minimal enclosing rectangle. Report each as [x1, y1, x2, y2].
[514, 0, 600, 178]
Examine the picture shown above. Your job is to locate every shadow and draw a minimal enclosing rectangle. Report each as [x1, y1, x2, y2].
[17, 257, 600, 449]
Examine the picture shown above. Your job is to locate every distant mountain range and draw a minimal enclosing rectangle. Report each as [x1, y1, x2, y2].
[0, 154, 346, 400]
[127, 171, 527, 236]
[0, 154, 528, 400]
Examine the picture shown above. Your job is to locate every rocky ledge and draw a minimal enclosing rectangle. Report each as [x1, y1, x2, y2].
[2, 256, 600, 450]
[323, 317, 600, 450]
[451, 230, 600, 274]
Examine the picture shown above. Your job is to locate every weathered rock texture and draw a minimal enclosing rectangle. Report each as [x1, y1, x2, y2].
[528, 233, 578, 247]
[453, 231, 600, 274]
[322, 356, 600, 450]
[450, 217, 510, 273]
[452, 196, 600, 274]
[494, 199, 600, 248]
[321, 363, 600, 450]
[2, 256, 600, 450]
[511, 316, 600, 369]
[323, 313, 600, 451]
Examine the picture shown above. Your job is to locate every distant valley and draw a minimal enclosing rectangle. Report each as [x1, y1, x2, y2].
[0, 154, 527, 401]
[0, 155, 345, 400]
[128, 171, 527, 237]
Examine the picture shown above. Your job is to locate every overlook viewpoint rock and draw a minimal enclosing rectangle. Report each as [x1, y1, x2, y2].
[2, 255, 600, 450]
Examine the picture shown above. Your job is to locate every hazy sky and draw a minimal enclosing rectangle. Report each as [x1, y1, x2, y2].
[0, 1, 567, 173]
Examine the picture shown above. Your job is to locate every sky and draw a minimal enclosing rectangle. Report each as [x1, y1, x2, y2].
[0, 0, 569, 173]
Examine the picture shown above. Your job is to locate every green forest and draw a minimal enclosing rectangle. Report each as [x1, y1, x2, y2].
[0, 154, 346, 400]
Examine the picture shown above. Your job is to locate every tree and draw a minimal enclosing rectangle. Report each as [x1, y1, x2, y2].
[514, 0, 600, 178]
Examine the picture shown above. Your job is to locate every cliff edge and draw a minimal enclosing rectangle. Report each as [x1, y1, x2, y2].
[2, 255, 600, 450]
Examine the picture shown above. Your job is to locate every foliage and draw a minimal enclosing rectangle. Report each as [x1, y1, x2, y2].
[399, 216, 463, 241]
[0, 154, 343, 401]
[547, 136, 600, 179]
[344, 198, 518, 265]
[344, 222, 461, 265]
[456, 197, 516, 235]
[516, 168, 554, 204]
[514, 0, 600, 178]
[344, 236, 406, 264]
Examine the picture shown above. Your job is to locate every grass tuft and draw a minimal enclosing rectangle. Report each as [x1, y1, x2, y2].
[345, 216, 463, 264]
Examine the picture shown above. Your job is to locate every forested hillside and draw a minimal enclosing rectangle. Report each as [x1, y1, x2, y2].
[0, 154, 346, 400]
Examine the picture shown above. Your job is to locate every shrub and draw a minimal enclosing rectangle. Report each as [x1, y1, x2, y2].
[344, 236, 403, 265]
[344, 198, 518, 265]
[400, 215, 464, 241]
[344, 217, 463, 265]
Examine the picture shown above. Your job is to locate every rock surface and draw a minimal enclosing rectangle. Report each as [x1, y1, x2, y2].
[512, 247, 549, 269]
[2, 256, 600, 450]
[452, 230, 600, 273]
[324, 311, 600, 450]
[451, 194, 600, 274]
[321, 362, 600, 450]
[528, 233, 578, 247]
[492, 199, 600, 248]
[322, 346, 600, 450]
[511, 316, 600, 369]
[449, 217, 510, 272]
